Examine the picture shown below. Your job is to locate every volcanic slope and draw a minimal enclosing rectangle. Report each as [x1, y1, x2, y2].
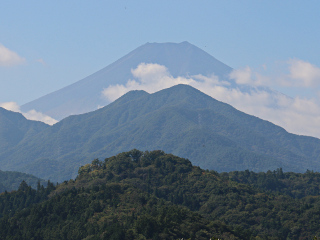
[2, 85, 320, 182]
[21, 41, 232, 120]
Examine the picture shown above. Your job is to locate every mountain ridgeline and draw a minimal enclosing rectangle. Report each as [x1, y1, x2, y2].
[0, 107, 48, 153]
[1, 85, 320, 182]
[0, 169, 46, 193]
[1, 150, 320, 239]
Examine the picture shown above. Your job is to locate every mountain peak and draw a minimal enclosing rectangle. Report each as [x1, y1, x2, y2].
[113, 89, 149, 105]
[144, 41, 191, 45]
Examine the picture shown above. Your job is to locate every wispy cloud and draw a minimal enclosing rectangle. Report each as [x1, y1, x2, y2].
[36, 58, 46, 66]
[286, 59, 320, 87]
[229, 66, 253, 85]
[102, 61, 320, 138]
[0, 44, 25, 66]
[229, 66, 270, 86]
[231, 59, 320, 89]
[0, 102, 58, 125]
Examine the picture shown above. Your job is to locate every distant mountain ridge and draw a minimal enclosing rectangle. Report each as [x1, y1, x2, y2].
[21, 42, 232, 120]
[2, 85, 320, 182]
[0, 107, 49, 153]
[0, 169, 46, 193]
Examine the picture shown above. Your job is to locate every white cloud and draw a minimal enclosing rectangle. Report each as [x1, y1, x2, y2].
[131, 62, 169, 81]
[102, 61, 320, 138]
[36, 58, 46, 66]
[102, 63, 195, 101]
[229, 66, 253, 85]
[0, 44, 25, 66]
[23, 110, 58, 125]
[0, 102, 57, 125]
[229, 66, 271, 87]
[208, 88, 320, 137]
[102, 84, 130, 102]
[287, 59, 320, 87]
[0, 101, 21, 112]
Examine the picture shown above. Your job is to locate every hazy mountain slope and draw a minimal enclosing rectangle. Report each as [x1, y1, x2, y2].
[0, 170, 46, 193]
[21, 42, 232, 120]
[2, 85, 320, 182]
[0, 107, 49, 153]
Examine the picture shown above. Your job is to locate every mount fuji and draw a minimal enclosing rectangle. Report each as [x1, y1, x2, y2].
[21, 42, 234, 120]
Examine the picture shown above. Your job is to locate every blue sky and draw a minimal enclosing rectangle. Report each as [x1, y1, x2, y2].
[1, 1, 319, 103]
[1, 1, 320, 136]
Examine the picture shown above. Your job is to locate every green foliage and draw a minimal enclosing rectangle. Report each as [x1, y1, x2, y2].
[2, 150, 320, 239]
[221, 168, 320, 199]
[0, 180, 55, 218]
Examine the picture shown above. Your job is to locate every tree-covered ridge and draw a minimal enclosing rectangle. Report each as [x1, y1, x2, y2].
[75, 150, 320, 239]
[0, 151, 239, 240]
[1, 150, 320, 239]
[222, 169, 320, 199]
[0, 180, 55, 219]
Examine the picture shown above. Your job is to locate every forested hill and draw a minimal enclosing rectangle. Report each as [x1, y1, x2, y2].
[2, 85, 320, 182]
[1, 150, 320, 239]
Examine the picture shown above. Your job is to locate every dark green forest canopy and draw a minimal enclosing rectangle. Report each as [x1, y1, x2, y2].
[0, 150, 320, 239]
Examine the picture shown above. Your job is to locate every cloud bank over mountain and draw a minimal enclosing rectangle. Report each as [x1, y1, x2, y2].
[20, 41, 233, 121]
[103, 61, 320, 138]
[0, 102, 57, 125]
[17, 42, 320, 138]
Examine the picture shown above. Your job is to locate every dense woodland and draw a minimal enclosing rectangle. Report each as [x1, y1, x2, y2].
[1, 150, 320, 239]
